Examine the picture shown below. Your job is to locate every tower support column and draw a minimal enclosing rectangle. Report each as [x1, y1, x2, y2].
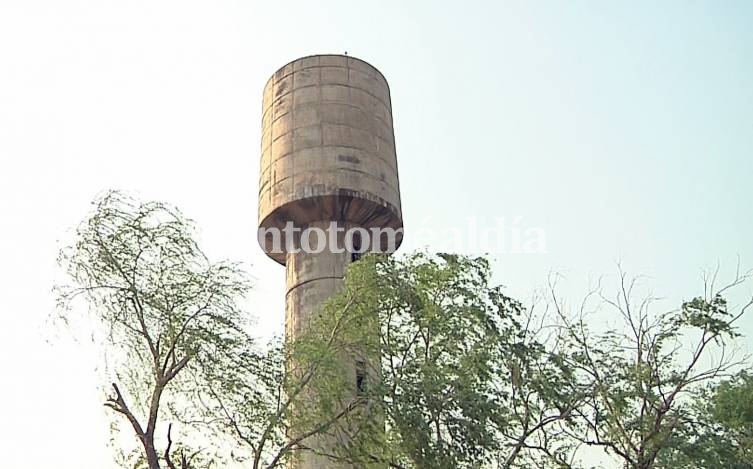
[285, 220, 352, 340]
[284, 220, 359, 469]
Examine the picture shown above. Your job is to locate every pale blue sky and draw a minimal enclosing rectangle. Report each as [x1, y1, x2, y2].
[0, 1, 751, 467]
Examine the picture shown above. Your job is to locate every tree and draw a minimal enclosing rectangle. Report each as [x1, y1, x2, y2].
[307, 253, 580, 468]
[58, 194, 752, 469]
[551, 268, 753, 469]
[658, 370, 753, 468]
[708, 371, 753, 464]
[56, 191, 359, 468]
[199, 295, 375, 469]
[58, 191, 255, 467]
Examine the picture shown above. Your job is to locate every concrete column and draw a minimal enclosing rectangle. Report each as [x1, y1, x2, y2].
[285, 220, 352, 340]
[284, 220, 356, 469]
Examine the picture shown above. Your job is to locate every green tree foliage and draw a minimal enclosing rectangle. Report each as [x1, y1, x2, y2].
[57, 194, 752, 469]
[56, 191, 357, 468]
[310, 253, 580, 468]
[658, 371, 753, 468]
[711, 371, 753, 464]
[58, 191, 254, 468]
[553, 270, 753, 469]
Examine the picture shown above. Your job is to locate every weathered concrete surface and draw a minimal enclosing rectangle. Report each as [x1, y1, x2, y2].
[258, 54, 402, 264]
[284, 221, 352, 339]
[284, 221, 357, 469]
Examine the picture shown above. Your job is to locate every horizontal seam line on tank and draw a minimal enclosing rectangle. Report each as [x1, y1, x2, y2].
[263, 101, 394, 134]
[260, 169, 401, 197]
[264, 83, 392, 113]
[265, 91, 392, 122]
[260, 144, 398, 173]
[258, 194, 403, 223]
[261, 84, 393, 124]
[260, 147, 400, 180]
[262, 130, 395, 156]
[264, 110, 393, 139]
[259, 175, 400, 198]
[263, 142, 397, 169]
[285, 275, 345, 297]
[261, 100, 393, 132]
[264, 128, 396, 149]
[262, 106, 392, 136]
[268, 122, 389, 144]
[267, 120, 394, 144]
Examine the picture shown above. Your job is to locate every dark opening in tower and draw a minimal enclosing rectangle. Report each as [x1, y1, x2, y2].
[355, 360, 367, 394]
[351, 235, 363, 263]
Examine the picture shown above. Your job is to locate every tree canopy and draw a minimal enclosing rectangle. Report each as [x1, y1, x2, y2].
[57, 192, 752, 469]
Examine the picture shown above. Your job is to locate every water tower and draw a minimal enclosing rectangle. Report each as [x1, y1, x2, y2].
[257, 54, 402, 468]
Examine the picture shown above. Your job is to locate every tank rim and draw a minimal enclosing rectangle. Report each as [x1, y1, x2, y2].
[263, 54, 391, 93]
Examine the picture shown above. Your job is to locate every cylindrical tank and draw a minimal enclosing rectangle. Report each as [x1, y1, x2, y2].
[257, 54, 402, 469]
[258, 54, 402, 263]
